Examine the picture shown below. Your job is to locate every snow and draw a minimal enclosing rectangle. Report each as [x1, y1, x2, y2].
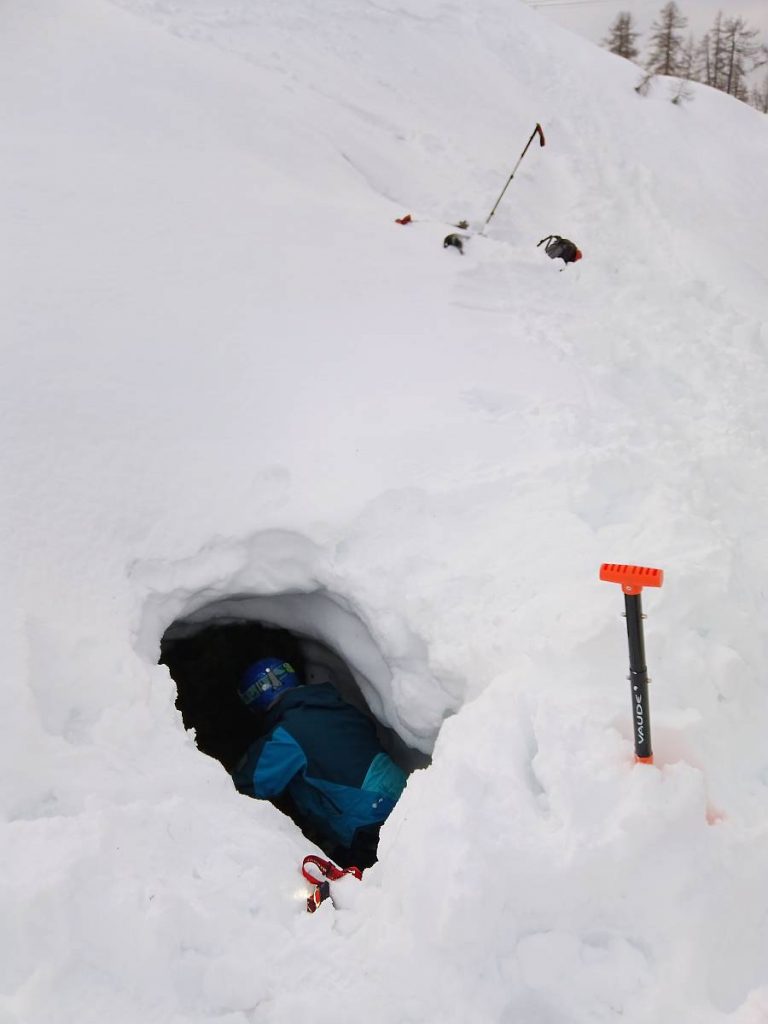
[3, 0, 768, 1021]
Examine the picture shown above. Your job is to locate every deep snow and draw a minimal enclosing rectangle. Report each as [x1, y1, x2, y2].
[3, 0, 768, 1021]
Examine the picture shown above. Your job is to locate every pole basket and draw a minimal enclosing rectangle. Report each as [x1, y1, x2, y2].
[600, 563, 664, 764]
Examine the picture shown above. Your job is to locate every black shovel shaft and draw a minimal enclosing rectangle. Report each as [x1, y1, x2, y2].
[624, 593, 652, 761]
[483, 124, 544, 230]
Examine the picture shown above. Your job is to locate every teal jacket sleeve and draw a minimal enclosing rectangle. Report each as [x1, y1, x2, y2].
[236, 726, 307, 799]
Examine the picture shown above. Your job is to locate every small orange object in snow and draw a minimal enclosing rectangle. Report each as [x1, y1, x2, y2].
[395, 214, 412, 225]
[599, 563, 664, 595]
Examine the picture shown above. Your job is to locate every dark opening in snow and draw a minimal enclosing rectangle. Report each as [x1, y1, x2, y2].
[159, 596, 428, 861]
[161, 618, 306, 774]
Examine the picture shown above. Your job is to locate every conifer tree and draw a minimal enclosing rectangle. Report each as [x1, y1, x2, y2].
[646, 2, 688, 76]
[678, 33, 697, 80]
[696, 31, 715, 88]
[698, 13, 767, 98]
[703, 12, 729, 90]
[722, 17, 767, 100]
[602, 12, 640, 61]
[751, 73, 768, 113]
[671, 34, 697, 104]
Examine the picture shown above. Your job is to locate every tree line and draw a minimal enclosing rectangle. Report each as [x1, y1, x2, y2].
[603, 3, 768, 112]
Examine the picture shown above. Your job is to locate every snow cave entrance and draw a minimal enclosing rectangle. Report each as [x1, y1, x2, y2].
[160, 591, 429, 854]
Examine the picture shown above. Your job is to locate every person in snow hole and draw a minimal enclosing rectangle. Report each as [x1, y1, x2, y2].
[232, 658, 407, 869]
[537, 234, 582, 267]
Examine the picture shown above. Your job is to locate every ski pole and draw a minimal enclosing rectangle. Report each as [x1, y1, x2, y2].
[599, 563, 664, 764]
[481, 123, 545, 233]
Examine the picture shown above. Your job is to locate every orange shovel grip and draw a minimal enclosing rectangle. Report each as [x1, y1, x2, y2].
[599, 563, 664, 595]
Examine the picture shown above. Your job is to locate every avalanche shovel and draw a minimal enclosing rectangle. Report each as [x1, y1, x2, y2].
[600, 563, 664, 764]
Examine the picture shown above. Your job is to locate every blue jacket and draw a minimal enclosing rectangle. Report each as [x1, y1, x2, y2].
[233, 682, 407, 850]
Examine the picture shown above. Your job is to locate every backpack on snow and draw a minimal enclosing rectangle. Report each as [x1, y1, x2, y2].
[537, 235, 582, 266]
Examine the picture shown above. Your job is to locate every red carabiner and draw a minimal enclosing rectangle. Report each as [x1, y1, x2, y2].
[302, 855, 362, 913]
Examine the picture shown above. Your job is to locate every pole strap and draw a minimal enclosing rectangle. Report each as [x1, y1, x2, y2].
[302, 855, 363, 913]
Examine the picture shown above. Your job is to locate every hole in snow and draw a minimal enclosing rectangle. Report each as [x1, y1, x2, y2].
[159, 590, 430, 861]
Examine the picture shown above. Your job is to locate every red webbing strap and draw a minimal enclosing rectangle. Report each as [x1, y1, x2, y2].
[302, 855, 362, 884]
[302, 855, 362, 913]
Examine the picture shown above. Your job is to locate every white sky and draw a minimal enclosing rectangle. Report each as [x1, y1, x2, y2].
[528, 0, 768, 52]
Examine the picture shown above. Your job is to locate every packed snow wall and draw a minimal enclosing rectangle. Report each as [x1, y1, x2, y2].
[133, 530, 458, 758]
[159, 592, 432, 770]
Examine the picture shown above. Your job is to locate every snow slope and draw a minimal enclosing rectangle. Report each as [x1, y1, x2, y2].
[2, 0, 768, 1021]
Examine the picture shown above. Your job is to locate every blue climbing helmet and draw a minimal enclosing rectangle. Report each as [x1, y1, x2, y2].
[238, 658, 300, 712]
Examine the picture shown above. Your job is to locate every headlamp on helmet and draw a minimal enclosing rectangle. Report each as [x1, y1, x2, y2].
[238, 658, 299, 711]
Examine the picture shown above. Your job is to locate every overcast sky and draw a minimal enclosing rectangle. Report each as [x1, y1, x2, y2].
[527, 0, 768, 53]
